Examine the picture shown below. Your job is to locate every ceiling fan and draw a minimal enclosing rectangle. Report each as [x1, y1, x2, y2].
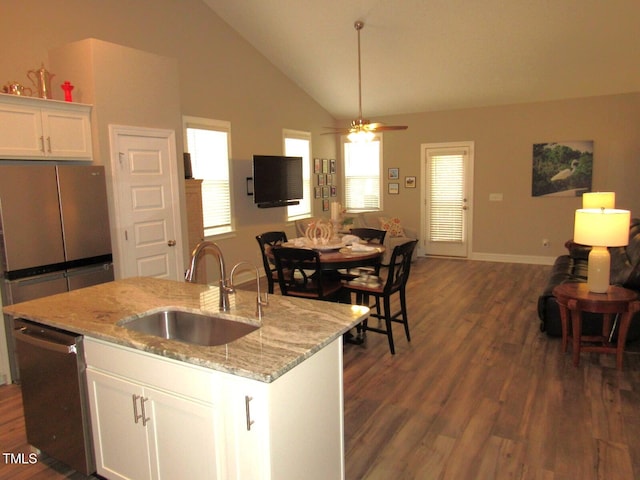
[324, 21, 408, 141]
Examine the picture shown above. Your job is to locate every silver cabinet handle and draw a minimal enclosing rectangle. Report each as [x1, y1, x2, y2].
[132, 394, 142, 424]
[167, 240, 176, 247]
[46, 136, 52, 153]
[39, 136, 45, 152]
[245, 395, 254, 431]
[140, 396, 150, 426]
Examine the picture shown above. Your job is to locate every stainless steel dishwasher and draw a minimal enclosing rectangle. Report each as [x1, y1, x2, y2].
[13, 318, 95, 476]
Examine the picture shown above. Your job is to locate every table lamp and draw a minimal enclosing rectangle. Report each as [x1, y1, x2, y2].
[582, 192, 615, 209]
[573, 208, 630, 293]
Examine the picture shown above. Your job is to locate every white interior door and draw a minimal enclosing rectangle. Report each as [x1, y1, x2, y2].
[109, 125, 183, 280]
[421, 142, 474, 258]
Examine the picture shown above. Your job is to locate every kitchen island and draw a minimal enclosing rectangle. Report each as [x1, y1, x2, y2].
[4, 277, 368, 480]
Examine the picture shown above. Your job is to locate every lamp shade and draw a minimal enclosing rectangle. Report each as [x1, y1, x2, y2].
[574, 208, 630, 247]
[582, 192, 615, 209]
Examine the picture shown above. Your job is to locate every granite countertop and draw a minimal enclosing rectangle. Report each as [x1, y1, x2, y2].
[3, 277, 368, 383]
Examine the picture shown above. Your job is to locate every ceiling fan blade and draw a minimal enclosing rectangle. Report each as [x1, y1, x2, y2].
[321, 129, 352, 135]
[367, 125, 408, 132]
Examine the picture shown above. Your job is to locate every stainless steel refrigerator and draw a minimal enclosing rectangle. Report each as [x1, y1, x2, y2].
[1, 164, 114, 380]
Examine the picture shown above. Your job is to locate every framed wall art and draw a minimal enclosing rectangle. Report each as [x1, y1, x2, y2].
[388, 183, 399, 194]
[405, 176, 416, 188]
[531, 141, 593, 197]
[388, 168, 399, 180]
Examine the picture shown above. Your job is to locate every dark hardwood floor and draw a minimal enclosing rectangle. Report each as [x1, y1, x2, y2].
[2, 257, 640, 479]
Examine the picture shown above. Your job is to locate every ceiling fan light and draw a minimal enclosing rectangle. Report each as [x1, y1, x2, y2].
[348, 130, 375, 143]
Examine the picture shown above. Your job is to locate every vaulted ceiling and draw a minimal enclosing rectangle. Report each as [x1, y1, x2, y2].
[203, 0, 640, 124]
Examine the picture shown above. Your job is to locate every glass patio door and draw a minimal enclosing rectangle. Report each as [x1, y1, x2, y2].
[421, 142, 474, 257]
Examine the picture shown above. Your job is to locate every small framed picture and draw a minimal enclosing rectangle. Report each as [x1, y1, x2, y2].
[322, 158, 329, 174]
[322, 199, 329, 211]
[330, 158, 336, 174]
[314, 158, 321, 174]
[388, 168, 399, 180]
[388, 183, 399, 195]
[314, 186, 321, 198]
[330, 185, 337, 197]
[322, 186, 330, 198]
[317, 174, 325, 186]
[326, 173, 333, 185]
[405, 176, 416, 188]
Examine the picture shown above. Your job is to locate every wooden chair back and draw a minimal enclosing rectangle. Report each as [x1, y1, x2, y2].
[256, 231, 287, 294]
[272, 247, 342, 300]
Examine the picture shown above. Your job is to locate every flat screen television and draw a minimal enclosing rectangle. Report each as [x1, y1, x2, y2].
[252, 155, 303, 208]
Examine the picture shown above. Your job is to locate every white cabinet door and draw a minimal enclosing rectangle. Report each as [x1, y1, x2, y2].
[147, 385, 224, 480]
[0, 94, 92, 160]
[86, 369, 152, 480]
[224, 338, 345, 480]
[0, 102, 45, 157]
[41, 108, 92, 159]
[85, 338, 226, 480]
[224, 379, 270, 479]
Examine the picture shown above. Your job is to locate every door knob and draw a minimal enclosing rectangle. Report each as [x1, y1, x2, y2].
[167, 240, 176, 247]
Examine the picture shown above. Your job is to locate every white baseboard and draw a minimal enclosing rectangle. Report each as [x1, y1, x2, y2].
[469, 252, 556, 265]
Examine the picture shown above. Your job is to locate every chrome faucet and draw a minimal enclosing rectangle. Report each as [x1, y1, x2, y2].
[185, 241, 234, 312]
[230, 261, 268, 321]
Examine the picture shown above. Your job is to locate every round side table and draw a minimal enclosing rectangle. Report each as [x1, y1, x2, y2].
[552, 282, 640, 370]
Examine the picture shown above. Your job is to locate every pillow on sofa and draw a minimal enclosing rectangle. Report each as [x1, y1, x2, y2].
[379, 217, 406, 237]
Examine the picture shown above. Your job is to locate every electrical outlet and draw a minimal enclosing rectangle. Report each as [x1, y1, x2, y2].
[542, 239, 550, 247]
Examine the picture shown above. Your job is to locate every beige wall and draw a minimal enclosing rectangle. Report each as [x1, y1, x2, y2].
[375, 93, 640, 261]
[1, 0, 638, 267]
[1, 0, 338, 273]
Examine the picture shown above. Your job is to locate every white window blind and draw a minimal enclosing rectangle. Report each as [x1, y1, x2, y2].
[284, 131, 311, 220]
[428, 151, 465, 242]
[343, 137, 382, 211]
[184, 117, 233, 236]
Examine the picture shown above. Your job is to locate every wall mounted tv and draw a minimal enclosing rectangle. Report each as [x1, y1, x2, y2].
[252, 155, 303, 208]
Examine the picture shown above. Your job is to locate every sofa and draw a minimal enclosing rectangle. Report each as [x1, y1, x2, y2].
[294, 212, 418, 265]
[537, 217, 640, 340]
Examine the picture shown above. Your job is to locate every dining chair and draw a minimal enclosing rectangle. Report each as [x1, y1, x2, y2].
[349, 227, 387, 276]
[343, 240, 418, 354]
[256, 231, 288, 294]
[273, 247, 345, 302]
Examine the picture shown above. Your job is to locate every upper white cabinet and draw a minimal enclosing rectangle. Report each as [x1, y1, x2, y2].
[0, 93, 92, 160]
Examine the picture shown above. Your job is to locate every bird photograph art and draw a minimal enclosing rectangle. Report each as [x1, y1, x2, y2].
[550, 159, 579, 182]
[531, 142, 593, 197]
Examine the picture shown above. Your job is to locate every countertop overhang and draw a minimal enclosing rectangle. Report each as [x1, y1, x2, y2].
[3, 277, 369, 382]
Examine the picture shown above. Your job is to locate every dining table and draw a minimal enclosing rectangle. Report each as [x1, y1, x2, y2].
[280, 240, 385, 271]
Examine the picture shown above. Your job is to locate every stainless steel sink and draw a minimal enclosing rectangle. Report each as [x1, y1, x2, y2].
[118, 309, 259, 347]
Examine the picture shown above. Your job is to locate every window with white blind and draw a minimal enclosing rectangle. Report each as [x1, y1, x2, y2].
[343, 135, 382, 211]
[428, 152, 464, 242]
[284, 130, 311, 220]
[184, 116, 233, 237]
